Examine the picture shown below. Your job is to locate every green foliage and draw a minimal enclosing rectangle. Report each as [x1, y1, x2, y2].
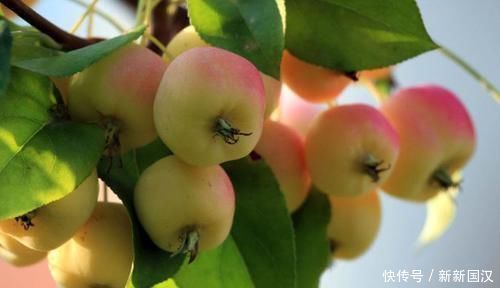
[285, 0, 438, 71]
[0, 68, 104, 220]
[175, 237, 254, 288]
[12, 25, 145, 77]
[0, 20, 12, 97]
[223, 158, 297, 288]
[188, 0, 284, 79]
[293, 189, 331, 288]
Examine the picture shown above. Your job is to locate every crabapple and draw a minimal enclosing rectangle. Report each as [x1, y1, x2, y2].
[68, 43, 167, 154]
[0, 232, 46, 267]
[134, 155, 235, 262]
[359, 67, 392, 81]
[380, 85, 476, 201]
[281, 51, 352, 103]
[328, 190, 381, 260]
[165, 26, 281, 118]
[48, 202, 133, 288]
[154, 47, 266, 166]
[305, 104, 399, 197]
[254, 120, 310, 212]
[277, 85, 327, 138]
[0, 171, 98, 251]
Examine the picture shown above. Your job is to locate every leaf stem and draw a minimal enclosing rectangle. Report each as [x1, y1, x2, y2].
[439, 45, 500, 103]
[0, 0, 97, 50]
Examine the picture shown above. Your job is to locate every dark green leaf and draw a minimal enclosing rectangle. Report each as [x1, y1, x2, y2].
[97, 139, 185, 288]
[174, 237, 254, 288]
[188, 0, 284, 79]
[0, 20, 12, 97]
[223, 158, 296, 288]
[12, 26, 145, 77]
[0, 68, 104, 220]
[292, 189, 331, 288]
[285, 0, 438, 71]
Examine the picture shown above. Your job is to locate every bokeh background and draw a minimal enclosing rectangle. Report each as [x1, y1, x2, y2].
[1, 0, 499, 287]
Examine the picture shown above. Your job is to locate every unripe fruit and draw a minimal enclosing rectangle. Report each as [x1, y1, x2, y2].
[254, 120, 310, 212]
[0, 232, 46, 267]
[0, 171, 98, 251]
[306, 104, 399, 197]
[166, 26, 281, 118]
[134, 155, 235, 261]
[68, 43, 167, 154]
[380, 85, 476, 201]
[48, 202, 133, 288]
[154, 47, 265, 166]
[281, 51, 351, 103]
[328, 191, 381, 260]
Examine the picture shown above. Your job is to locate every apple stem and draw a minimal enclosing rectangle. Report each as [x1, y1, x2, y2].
[439, 46, 500, 103]
[14, 210, 37, 230]
[66, 0, 127, 33]
[214, 118, 253, 145]
[433, 168, 461, 191]
[361, 154, 391, 182]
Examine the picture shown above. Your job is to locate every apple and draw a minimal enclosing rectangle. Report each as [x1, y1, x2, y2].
[0, 171, 98, 251]
[0, 232, 46, 267]
[306, 104, 399, 197]
[154, 47, 266, 166]
[281, 51, 352, 103]
[48, 202, 133, 288]
[68, 43, 167, 154]
[134, 155, 235, 262]
[165, 26, 281, 118]
[254, 120, 310, 212]
[328, 190, 381, 260]
[380, 85, 476, 201]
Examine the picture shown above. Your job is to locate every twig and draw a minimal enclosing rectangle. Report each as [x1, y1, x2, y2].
[0, 0, 98, 50]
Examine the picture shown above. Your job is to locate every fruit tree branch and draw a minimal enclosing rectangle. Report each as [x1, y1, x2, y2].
[0, 0, 98, 50]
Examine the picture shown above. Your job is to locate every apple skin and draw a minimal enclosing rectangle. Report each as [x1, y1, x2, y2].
[165, 26, 281, 118]
[281, 51, 351, 103]
[47, 202, 133, 288]
[0, 232, 46, 267]
[380, 85, 476, 201]
[359, 67, 392, 81]
[278, 85, 327, 138]
[0, 171, 98, 251]
[254, 120, 311, 212]
[68, 43, 167, 154]
[134, 155, 235, 253]
[305, 104, 399, 197]
[328, 190, 381, 260]
[154, 47, 265, 166]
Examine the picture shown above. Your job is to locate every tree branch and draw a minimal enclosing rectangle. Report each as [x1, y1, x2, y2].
[0, 0, 98, 50]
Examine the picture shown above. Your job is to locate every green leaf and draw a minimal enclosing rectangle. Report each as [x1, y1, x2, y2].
[285, 0, 438, 71]
[188, 0, 284, 79]
[98, 139, 185, 288]
[0, 68, 105, 220]
[0, 20, 12, 97]
[292, 189, 331, 288]
[174, 237, 254, 288]
[12, 25, 145, 77]
[223, 158, 297, 288]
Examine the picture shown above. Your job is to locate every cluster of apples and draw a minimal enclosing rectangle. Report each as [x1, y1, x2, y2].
[0, 24, 476, 287]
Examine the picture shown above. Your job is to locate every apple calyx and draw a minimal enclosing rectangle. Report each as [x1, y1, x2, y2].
[214, 118, 252, 144]
[433, 169, 462, 191]
[14, 210, 37, 230]
[102, 117, 121, 154]
[362, 154, 391, 182]
[172, 229, 200, 264]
